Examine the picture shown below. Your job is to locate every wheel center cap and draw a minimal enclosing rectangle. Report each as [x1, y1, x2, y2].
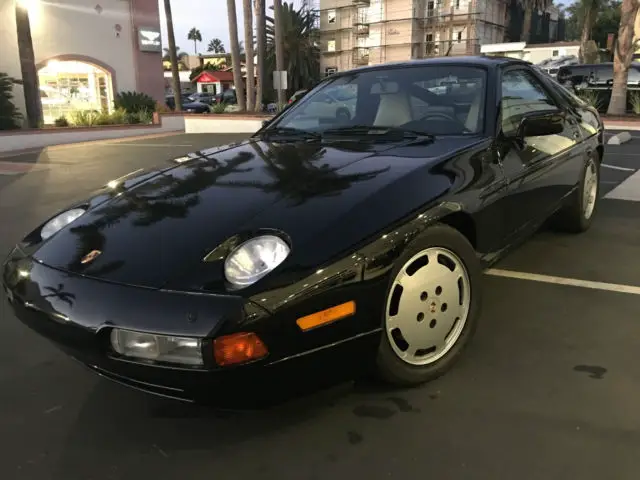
[429, 301, 438, 313]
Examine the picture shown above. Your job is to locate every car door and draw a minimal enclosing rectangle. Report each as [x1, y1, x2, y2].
[498, 66, 583, 239]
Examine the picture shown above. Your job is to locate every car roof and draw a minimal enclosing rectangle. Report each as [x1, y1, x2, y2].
[329, 55, 531, 78]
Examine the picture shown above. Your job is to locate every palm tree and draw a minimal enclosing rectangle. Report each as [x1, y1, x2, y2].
[243, 0, 256, 111]
[163, 0, 182, 111]
[520, 0, 551, 43]
[266, 2, 320, 96]
[188, 27, 202, 54]
[577, 0, 604, 62]
[14, 1, 41, 127]
[607, 0, 640, 115]
[207, 38, 226, 53]
[254, 0, 266, 112]
[227, 0, 246, 111]
[162, 46, 189, 70]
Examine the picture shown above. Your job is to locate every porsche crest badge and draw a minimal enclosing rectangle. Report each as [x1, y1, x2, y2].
[80, 250, 102, 265]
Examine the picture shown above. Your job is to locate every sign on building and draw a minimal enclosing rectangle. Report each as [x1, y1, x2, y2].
[138, 27, 162, 53]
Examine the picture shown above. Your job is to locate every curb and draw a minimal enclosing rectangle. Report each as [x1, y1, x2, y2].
[0, 131, 185, 158]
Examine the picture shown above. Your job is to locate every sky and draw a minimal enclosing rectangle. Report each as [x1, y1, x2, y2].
[159, 0, 305, 55]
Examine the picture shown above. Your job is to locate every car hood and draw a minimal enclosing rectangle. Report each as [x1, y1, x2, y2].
[32, 136, 484, 291]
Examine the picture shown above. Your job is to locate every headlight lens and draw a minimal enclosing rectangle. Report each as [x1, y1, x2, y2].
[224, 235, 290, 288]
[110, 329, 203, 366]
[40, 208, 86, 240]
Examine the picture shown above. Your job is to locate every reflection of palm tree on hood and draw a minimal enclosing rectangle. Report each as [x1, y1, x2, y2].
[65, 151, 257, 263]
[218, 142, 390, 206]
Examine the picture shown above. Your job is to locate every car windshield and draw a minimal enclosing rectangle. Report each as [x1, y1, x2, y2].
[271, 65, 487, 136]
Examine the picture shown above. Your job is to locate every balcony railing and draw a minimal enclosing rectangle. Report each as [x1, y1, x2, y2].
[355, 24, 370, 35]
[352, 47, 370, 65]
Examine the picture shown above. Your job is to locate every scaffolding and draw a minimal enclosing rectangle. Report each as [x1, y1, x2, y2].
[318, 0, 510, 73]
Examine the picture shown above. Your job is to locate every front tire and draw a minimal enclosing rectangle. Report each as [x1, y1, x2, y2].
[552, 153, 600, 233]
[376, 224, 482, 387]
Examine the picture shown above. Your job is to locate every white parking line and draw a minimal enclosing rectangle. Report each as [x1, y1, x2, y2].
[485, 269, 640, 296]
[601, 164, 635, 172]
[604, 170, 640, 201]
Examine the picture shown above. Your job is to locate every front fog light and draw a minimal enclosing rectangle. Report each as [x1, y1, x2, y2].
[110, 329, 203, 366]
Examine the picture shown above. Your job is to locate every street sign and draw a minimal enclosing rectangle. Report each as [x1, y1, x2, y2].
[273, 70, 288, 90]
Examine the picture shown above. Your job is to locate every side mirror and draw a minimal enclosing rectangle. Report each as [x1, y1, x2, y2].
[516, 110, 564, 140]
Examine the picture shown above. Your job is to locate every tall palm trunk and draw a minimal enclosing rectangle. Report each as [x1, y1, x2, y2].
[15, 3, 41, 127]
[163, 0, 182, 111]
[607, 0, 640, 115]
[273, 0, 286, 109]
[521, 0, 533, 42]
[227, 0, 246, 111]
[578, 8, 592, 63]
[243, 0, 255, 111]
[254, 0, 266, 112]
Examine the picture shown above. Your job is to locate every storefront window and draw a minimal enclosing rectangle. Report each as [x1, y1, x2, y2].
[37, 60, 114, 124]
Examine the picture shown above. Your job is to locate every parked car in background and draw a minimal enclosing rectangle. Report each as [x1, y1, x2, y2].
[165, 95, 211, 113]
[187, 92, 216, 105]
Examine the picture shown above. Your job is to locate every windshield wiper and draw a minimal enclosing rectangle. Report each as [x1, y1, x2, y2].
[323, 125, 434, 142]
[259, 126, 321, 141]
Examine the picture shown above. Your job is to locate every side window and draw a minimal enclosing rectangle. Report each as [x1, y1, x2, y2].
[501, 69, 557, 135]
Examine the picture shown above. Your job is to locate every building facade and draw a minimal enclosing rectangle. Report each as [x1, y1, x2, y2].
[1, 0, 164, 125]
[318, 0, 509, 75]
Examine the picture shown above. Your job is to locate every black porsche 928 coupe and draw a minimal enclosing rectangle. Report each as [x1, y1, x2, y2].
[3, 56, 604, 404]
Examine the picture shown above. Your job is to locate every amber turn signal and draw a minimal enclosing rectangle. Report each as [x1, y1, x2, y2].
[213, 332, 268, 366]
[296, 301, 356, 331]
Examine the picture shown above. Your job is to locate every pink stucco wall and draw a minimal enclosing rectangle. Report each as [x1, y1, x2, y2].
[129, 0, 165, 102]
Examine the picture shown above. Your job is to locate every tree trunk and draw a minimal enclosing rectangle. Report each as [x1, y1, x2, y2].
[243, 0, 255, 111]
[15, 3, 42, 127]
[164, 0, 182, 111]
[273, 0, 286, 109]
[227, 0, 246, 111]
[607, 0, 640, 115]
[254, 0, 266, 112]
[521, 3, 533, 43]
[579, 8, 592, 63]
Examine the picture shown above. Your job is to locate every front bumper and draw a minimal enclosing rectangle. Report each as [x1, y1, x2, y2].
[2, 246, 379, 405]
[2, 246, 269, 403]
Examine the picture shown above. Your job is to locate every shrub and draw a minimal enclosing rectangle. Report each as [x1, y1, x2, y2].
[54, 116, 69, 127]
[0, 72, 23, 130]
[629, 91, 640, 115]
[126, 109, 153, 124]
[155, 101, 172, 113]
[114, 90, 155, 114]
[69, 109, 101, 126]
[576, 89, 604, 112]
[212, 102, 227, 114]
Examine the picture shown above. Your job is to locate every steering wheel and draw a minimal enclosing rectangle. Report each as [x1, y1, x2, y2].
[417, 111, 471, 132]
[418, 111, 459, 123]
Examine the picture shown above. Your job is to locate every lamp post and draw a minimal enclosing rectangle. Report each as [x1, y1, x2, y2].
[15, 0, 42, 128]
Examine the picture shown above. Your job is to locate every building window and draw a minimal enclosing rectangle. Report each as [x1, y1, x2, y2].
[38, 59, 114, 125]
[328, 9, 336, 24]
[327, 40, 336, 52]
[457, 31, 462, 43]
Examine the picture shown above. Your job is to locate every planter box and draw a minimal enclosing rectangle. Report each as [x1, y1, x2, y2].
[0, 114, 185, 154]
[184, 113, 272, 134]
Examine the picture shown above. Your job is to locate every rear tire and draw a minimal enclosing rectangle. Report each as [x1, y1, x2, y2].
[552, 152, 600, 233]
[376, 224, 482, 387]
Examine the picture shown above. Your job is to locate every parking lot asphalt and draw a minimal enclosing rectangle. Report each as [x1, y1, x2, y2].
[1, 132, 640, 480]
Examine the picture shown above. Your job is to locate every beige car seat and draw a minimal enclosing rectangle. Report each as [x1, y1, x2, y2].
[373, 92, 413, 127]
[464, 91, 483, 132]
